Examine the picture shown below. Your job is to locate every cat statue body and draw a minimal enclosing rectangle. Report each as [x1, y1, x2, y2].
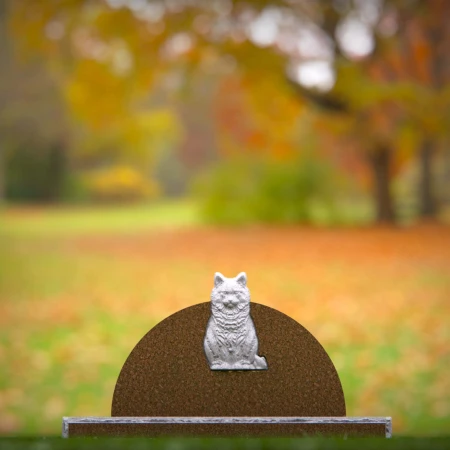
[203, 272, 268, 370]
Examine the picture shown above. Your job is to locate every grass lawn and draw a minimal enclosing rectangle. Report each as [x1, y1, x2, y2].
[0, 199, 201, 237]
[1, 436, 450, 450]
[0, 200, 449, 437]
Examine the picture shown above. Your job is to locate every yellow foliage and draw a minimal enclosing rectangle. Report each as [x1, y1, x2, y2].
[82, 165, 160, 202]
[65, 59, 132, 130]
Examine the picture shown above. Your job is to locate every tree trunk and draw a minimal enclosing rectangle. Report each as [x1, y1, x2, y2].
[44, 140, 68, 203]
[419, 138, 437, 219]
[368, 147, 396, 223]
[0, 146, 5, 205]
[0, 3, 7, 206]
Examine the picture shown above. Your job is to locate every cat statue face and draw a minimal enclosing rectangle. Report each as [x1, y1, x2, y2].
[204, 272, 268, 370]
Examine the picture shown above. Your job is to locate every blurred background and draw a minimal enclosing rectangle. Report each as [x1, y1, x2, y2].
[0, 0, 449, 436]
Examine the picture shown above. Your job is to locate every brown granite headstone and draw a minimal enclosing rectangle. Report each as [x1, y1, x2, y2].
[63, 301, 391, 437]
[112, 302, 345, 417]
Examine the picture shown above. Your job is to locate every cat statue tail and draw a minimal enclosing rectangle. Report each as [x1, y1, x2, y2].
[254, 355, 268, 370]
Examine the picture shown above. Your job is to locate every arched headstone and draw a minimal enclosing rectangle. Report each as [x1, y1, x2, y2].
[112, 302, 346, 417]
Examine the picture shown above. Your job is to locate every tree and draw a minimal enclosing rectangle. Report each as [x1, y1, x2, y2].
[390, 1, 450, 219]
[0, 0, 8, 203]
[0, 1, 71, 203]
[344, 0, 450, 220]
[290, 0, 450, 221]
[6, 0, 184, 200]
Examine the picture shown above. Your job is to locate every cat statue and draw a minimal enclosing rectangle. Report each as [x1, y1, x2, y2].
[203, 272, 268, 370]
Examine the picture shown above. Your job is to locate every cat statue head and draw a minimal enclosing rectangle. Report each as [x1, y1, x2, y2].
[210, 272, 250, 316]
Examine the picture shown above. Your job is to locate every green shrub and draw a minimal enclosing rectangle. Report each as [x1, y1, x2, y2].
[193, 154, 345, 225]
[59, 173, 92, 203]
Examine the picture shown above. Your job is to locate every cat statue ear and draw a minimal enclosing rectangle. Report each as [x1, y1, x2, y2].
[235, 272, 247, 286]
[214, 272, 226, 287]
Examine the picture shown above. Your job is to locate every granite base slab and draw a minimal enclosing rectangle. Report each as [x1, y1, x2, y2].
[62, 416, 392, 438]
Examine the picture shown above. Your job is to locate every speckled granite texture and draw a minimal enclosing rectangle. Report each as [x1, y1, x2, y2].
[64, 417, 390, 437]
[112, 302, 346, 417]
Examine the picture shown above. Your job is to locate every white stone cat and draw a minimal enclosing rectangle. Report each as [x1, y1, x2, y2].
[203, 272, 268, 370]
